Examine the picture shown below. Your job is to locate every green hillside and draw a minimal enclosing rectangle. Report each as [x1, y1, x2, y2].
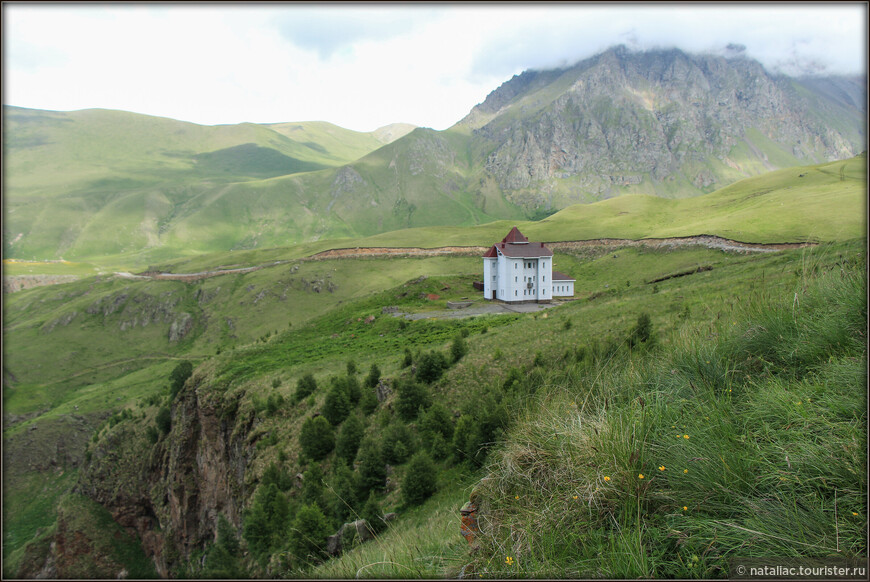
[5, 50, 863, 264]
[3, 106, 417, 260]
[5, 234, 864, 578]
[3, 153, 863, 279]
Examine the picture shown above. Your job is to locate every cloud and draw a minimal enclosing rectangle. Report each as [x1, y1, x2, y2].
[273, 5, 439, 59]
[2, 3, 866, 132]
[468, 4, 867, 79]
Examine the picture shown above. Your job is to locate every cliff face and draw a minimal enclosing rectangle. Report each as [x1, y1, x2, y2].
[36, 372, 255, 578]
[462, 47, 865, 207]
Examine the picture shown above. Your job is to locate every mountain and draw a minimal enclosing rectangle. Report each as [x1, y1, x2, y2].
[3, 46, 865, 264]
[3, 150, 865, 576]
[457, 46, 865, 208]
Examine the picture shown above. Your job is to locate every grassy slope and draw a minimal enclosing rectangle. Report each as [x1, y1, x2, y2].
[6, 94, 863, 264]
[3, 107, 415, 260]
[3, 235, 865, 577]
[466, 245, 866, 578]
[9, 152, 860, 276]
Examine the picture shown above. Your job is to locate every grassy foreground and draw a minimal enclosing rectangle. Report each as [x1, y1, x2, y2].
[3, 235, 865, 578]
[465, 245, 866, 578]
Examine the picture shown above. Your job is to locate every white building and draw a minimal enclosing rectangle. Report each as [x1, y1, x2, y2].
[483, 227, 575, 303]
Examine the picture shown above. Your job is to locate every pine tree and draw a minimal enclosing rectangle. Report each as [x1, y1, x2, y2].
[321, 381, 351, 425]
[360, 386, 378, 415]
[395, 378, 431, 421]
[402, 451, 437, 506]
[381, 420, 415, 464]
[203, 515, 243, 578]
[301, 463, 326, 509]
[328, 461, 358, 524]
[295, 373, 318, 402]
[243, 483, 290, 562]
[288, 503, 330, 565]
[355, 437, 386, 497]
[299, 416, 335, 461]
[335, 413, 365, 464]
[169, 361, 193, 401]
[361, 491, 386, 535]
[364, 363, 381, 389]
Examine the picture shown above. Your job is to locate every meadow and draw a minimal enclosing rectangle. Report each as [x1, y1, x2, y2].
[1, 150, 866, 577]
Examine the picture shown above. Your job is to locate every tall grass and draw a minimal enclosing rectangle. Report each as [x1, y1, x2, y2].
[468, 245, 866, 577]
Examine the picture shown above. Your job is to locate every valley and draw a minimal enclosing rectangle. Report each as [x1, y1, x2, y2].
[1, 44, 866, 579]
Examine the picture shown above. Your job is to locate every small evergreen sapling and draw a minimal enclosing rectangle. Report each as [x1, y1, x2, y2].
[402, 451, 437, 506]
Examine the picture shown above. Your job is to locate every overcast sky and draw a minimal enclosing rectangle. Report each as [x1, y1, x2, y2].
[3, 2, 867, 132]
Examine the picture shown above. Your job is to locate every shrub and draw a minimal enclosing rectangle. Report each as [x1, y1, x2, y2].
[203, 515, 243, 578]
[629, 312, 654, 347]
[261, 462, 293, 492]
[355, 437, 386, 497]
[450, 335, 468, 363]
[327, 462, 358, 524]
[243, 483, 290, 563]
[360, 387, 379, 415]
[402, 451, 437, 507]
[395, 378, 431, 421]
[344, 374, 361, 405]
[415, 350, 448, 384]
[335, 413, 365, 464]
[419, 402, 454, 441]
[361, 491, 386, 536]
[288, 503, 330, 565]
[364, 363, 381, 389]
[381, 420, 415, 464]
[295, 374, 317, 402]
[299, 416, 334, 461]
[155, 406, 172, 434]
[300, 463, 326, 509]
[322, 379, 352, 425]
[428, 431, 449, 460]
[266, 392, 285, 416]
[169, 361, 193, 402]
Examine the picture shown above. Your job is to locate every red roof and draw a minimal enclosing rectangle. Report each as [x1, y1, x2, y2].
[502, 226, 529, 244]
[498, 242, 553, 258]
[482, 227, 553, 258]
[552, 270, 575, 281]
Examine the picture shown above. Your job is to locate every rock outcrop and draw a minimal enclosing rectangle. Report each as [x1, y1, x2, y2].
[27, 372, 256, 577]
[462, 46, 865, 208]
